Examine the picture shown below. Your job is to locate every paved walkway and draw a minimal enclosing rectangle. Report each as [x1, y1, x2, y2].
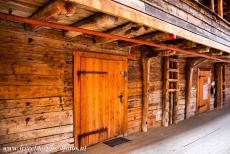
[70, 104, 230, 154]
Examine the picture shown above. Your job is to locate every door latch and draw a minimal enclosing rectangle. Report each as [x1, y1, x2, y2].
[119, 95, 124, 103]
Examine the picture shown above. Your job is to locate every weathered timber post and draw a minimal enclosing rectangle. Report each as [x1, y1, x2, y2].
[217, 0, 223, 17]
[214, 63, 224, 109]
[209, 0, 215, 12]
[141, 56, 151, 132]
[185, 63, 194, 119]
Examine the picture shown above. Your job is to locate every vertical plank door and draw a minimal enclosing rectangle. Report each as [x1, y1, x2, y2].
[74, 52, 128, 147]
[197, 69, 211, 113]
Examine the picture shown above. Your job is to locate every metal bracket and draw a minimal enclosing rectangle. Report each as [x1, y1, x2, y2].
[77, 71, 108, 76]
[121, 71, 128, 77]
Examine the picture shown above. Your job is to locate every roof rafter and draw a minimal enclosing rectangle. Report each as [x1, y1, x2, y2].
[26, 0, 77, 31]
[64, 13, 127, 38]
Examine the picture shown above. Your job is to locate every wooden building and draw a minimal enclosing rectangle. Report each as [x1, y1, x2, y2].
[0, 0, 229, 153]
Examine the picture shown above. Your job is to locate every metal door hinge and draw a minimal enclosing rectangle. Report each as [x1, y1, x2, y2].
[77, 71, 108, 76]
[121, 71, 128, 77]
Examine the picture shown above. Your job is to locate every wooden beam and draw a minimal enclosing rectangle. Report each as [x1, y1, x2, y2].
[153, 40, 197, 52]
[119, 31, 172, 48]
[64, 13, 127, 38]
[95, 23, 155, 44]
[158, 50, 176, 57]
[218, 0, 223, 17]
[192, 47, 210, 53]
[210, 49, 223, 56]
[215, 63, 224, 109]
[26, 0, 77, 31]
[209, 0, 215, 12]
[185, 63, 194, 119]
[141, 55, 152, 132]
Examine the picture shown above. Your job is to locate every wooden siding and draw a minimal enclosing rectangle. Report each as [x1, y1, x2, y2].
[0, 20, 230, 153]
[0, 21, 143, 152]
[0, 23, 74, 152]
[148, 57, 162, 128]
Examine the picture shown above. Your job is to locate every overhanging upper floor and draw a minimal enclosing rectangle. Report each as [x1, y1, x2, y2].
[67, 0, 230, 54]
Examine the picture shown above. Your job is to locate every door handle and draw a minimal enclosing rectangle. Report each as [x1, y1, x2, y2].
[119, 95, 124, 103]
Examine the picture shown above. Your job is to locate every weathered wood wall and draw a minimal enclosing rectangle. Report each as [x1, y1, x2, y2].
[146, 59, 219, 127]
[128, 60, 143, 134]
[147, 58, 186, 126]
[147, 57, 162, 128]
[0, 22, 74, 153]
[177, 59, 186, 122]
[0, 20, 229, 153]
[0, 21, 135, 152]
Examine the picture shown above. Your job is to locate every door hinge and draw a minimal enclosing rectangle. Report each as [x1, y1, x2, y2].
[121, 71, 128, 77]
[77, 71, 108, 76]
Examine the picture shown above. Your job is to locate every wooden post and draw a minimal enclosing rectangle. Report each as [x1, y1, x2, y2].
[141, 57, 151, 132]
[209, 0, 215, 12]
[162, 57, 169, 127]
[215, 64, 223, 108]
[185, 63, 194, 119]
[217, 0, 223, 17]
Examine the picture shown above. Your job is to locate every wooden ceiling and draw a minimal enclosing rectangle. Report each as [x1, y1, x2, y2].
[0, 0, 229, 59]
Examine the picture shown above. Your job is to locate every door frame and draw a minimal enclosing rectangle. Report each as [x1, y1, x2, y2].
[73, 51, 128, 147]
[196, 68, 211, 113]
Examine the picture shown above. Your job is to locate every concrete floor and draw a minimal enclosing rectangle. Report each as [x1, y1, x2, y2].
[70, 104, 230, 154]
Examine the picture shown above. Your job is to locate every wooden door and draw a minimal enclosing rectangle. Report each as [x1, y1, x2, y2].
[197, 69, 211, 113]
[74, 52, 128, 147]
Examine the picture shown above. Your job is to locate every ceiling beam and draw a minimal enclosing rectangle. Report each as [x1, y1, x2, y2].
[118, 31, 173, 48]
[95, 22, 155, 44]
[64, 13, 127, 38]
[218, 0, 223, 17]
[26, 0, 77, 31]
[188, 47, 210, 53]
[153, 40, 197, 51]
[209, 49, 223, 56]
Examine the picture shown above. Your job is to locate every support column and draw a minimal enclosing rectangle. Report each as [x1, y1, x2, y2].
[215, 64, 223, 109]
[141, 57, 151, 132]
[209, 0, 215, 12]
[185, 63, 194, 119]
[218, 0, 223, 17]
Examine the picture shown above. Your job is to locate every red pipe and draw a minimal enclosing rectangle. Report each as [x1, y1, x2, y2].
[0, 12, 229, 63]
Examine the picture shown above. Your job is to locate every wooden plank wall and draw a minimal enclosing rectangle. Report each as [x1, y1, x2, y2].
[128, 60, 143, 134]
[147, 58, 187, 126]
[177, 59, 186, 122]
[0, 23, 74, 152]
[0, 21, 133, 152]
[0, 20, 229, 152]
[148, 57, 162, 128]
